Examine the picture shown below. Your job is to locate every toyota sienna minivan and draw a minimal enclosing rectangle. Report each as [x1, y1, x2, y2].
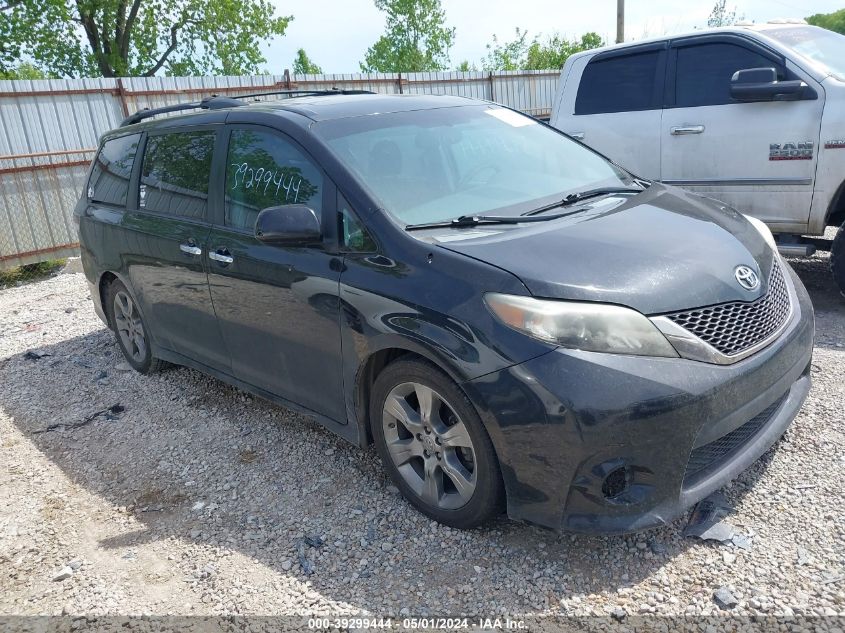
[75, 92, 814, 532]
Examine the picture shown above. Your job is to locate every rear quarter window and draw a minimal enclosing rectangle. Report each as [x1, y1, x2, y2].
[88, 134, 141, 206]
[575, 51, 661, 115]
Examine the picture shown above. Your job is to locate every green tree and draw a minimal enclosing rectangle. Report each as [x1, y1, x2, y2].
[0, 61, 50, 79]
[482, 28, 529, 71]
[292, 48, 322, 74]
[482, 29, 603, 71]
[360, 0, 455, 72]
[526, 32, 603, 69]
[455, 60, 476, 71]
[0, 0, 292, 78]
[806, 9, 845, 34]
[707, 0, 740, 27]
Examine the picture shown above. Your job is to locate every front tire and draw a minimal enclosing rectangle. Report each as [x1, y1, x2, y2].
[105, 279, 167, 374]
[832, 223, 845, 297]
[370, 358, 504, 529]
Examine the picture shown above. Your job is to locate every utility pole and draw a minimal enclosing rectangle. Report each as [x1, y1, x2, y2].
[616, 0, 625, 43]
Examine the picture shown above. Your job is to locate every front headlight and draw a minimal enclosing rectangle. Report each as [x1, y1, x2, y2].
[484, 293, 679, 358]
[743, 214, 777, 252]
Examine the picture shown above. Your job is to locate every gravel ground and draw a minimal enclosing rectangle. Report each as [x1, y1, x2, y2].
[0, 252, 843, 622]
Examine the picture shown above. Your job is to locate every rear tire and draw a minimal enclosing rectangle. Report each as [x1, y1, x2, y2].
[832, 223, 845, 297]
[105, 279, 167, 374]
[370, 358, 504, 529]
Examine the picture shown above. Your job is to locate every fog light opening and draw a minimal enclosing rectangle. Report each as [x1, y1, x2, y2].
[602, 466, 631, 500]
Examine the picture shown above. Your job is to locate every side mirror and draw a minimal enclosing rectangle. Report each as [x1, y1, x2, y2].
[730, 67, 808, 102]
[255, 205, 321, 245]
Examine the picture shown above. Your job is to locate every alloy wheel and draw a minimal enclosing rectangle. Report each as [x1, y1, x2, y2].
[382, 382, 477, 510]
[113, 290, 147, 363]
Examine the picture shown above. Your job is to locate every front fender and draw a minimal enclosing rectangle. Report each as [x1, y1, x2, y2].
[338, 288, 522, 447]
[336, 245, 553, 447]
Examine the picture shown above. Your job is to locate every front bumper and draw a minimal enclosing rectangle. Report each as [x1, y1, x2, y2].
[465, 264, 814, 533]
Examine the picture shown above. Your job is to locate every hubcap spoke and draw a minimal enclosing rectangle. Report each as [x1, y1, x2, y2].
[414, 384, 437, 426]
[421, 459, 444, 505]
[133, 333, 147, 360]
[387, 437, 421, 466]
[384, 394, 424, 434]
[440, 452, 476, 501]
[439, 418, 472, 449]
[114, 314, 129, 333]
[118, 294, 131, 320]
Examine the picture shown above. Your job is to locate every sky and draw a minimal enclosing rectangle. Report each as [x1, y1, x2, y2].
[261, 0, 843, 74]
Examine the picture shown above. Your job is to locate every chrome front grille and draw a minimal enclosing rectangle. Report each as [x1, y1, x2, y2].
[665, 260, 791, 358]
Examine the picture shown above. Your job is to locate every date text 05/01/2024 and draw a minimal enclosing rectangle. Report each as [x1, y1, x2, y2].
[307, 617, 527, 630]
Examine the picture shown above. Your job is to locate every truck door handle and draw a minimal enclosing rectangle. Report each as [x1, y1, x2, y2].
[209, 249, 234, 264]
[179, 243, 202, 256]
[670, 125, 705, 135]
[570, 132, 585, 140]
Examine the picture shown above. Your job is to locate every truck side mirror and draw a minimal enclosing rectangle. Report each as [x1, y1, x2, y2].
[730, 67, 810, 102]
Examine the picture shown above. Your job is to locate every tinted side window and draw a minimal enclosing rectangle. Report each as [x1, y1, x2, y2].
[225, 129, 323, 231]
[88, 134, 140, 206]
[139, 131, 215, 219]
[575, 51, 660, 115]
[675, 43, 780, 107]
[338, 193, 376, 252]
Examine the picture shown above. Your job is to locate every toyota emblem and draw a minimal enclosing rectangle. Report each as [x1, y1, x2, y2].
[735, 265, 760, 291]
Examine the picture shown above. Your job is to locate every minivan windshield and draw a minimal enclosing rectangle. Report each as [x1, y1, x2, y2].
[315, 105, 636, 226]
[764, 25, 845, 80]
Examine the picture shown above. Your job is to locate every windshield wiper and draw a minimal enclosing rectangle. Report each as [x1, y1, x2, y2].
[404, 184, 650, 231]
[523, 186, 646, 216]
[405, 211, 581, 231]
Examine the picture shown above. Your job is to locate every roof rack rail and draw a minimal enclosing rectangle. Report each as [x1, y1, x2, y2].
[120, 88, 376, 127]
[120, 96, 236, 126]
[230, 88, 375, 100]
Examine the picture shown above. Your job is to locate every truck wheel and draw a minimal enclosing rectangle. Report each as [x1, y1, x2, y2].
[832, 223, 845, 297]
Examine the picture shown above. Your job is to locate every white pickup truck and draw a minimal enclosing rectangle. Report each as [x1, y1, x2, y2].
[550, 21, 845, 294]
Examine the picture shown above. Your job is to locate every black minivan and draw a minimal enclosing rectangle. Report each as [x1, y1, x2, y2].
[76, 92, 814, 533]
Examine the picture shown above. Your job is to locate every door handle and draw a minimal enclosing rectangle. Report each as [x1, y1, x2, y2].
[570, 132, 585, 140]
[209, 250, 234, 264]
[179, 243, 202, 256]
[670, 125, 705, 135]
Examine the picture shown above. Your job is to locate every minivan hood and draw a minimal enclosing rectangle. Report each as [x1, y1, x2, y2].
[427, 184, 775, 315]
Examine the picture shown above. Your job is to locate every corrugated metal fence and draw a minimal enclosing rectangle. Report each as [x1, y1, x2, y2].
[0, 70, 559, 270]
